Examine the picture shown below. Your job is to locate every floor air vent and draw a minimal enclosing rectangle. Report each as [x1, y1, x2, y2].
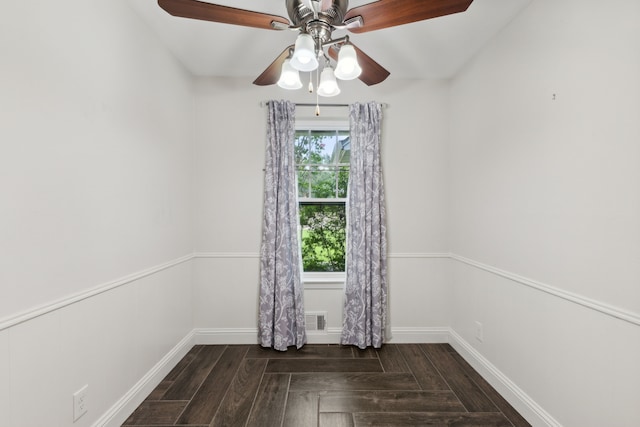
[305, 312, 327, 332]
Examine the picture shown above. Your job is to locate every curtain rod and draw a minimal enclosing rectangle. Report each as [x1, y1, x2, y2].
[296, 103, 348, 107]
[259, 101, 389, 108]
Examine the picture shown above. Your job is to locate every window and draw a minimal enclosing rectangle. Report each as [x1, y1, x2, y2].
[295, 126, 350, 276]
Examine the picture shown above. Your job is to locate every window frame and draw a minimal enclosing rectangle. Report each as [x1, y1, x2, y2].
[295, 118, 349, 285]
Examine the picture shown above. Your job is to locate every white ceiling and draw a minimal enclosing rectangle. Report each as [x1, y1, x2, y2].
[127, 0, 531, 80]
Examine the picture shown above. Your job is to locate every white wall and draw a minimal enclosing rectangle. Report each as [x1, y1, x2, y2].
[0, 1, 194, 426]
[5, 0, 639, 425]
[192, 77, 453, 340]
[448, 0, 640, 426]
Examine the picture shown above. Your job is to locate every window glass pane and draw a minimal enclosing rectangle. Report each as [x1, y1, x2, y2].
[337, 166, 349, 198]
[297, 168, 311, 198]
[294, 131, 311, 164]
[294, 131, 350, 166]
[310, 168, 336, 198]
[299, 203, 346, 272]
[316, 134, 337, 165]
[296, 132, 328, 164]
[333, 135, 350, 164]
[295, 127, 349, 273]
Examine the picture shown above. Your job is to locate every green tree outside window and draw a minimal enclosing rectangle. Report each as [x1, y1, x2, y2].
[295, 130, 349, 272]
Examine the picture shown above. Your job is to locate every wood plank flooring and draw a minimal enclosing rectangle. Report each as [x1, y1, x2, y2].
[122, 344, 531, 427]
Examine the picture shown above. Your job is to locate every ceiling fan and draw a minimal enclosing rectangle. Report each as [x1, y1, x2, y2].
[158, 0, 474, 94]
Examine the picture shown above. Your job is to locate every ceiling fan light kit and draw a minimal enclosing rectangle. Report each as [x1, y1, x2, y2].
[317, 66, 341, 97]
[333, 44, 362, 81]
[158, 0, 475, 92]
[277, 58, 304, 90]
[290, 33, 319, 72]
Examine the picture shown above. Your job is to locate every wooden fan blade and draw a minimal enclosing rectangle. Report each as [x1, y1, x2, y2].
[253, 45, 294, 86]
[158, 0, 289, 30]
[329, 44, 390, 86]
[344, 0, 474, 33]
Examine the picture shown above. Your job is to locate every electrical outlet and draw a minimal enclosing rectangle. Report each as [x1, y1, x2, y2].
[73, 385, 88, 422]
[475, 321, 483, 342]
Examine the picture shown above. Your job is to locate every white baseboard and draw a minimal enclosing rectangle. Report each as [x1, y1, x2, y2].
[448, 329, 561, 427]
[194, 327, 259, 345]
[387, 327, 451, 343]
[98, 327, 557, 427]
[192, 326, 452, 345]
[306, 327, 342, 343]
[193, 327, 344, 345]
[92, 330, 195, 427]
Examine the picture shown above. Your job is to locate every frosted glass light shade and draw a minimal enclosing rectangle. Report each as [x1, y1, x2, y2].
[290, 33, 319, 72]
[317, 67, 341, 97]
[277, 59, 303, 90]
[334, 44, 362, 80]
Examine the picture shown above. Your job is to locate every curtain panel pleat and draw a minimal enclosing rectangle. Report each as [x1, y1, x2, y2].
[258, 100, 306, 351]
[341, 102, 388, 349]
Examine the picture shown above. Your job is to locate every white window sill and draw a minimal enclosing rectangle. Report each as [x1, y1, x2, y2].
[303, 272, 345, 290]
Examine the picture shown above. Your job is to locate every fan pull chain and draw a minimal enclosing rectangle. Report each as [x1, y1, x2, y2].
[308, 72, 313, 93]
[315, 67, 321, 116]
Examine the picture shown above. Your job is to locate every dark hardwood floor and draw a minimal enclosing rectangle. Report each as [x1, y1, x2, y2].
[122, 344, 531, 427]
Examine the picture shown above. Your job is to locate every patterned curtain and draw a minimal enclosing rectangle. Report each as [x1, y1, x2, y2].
[341, 102, 388, 349]
[258, 100, 306, 351]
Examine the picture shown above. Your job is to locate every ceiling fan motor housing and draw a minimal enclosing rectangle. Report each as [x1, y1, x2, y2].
[287, 0, 348, 31]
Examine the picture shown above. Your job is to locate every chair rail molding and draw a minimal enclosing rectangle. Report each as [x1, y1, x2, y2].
[192, 251, 640, 325]
[194, 251, 451, 259]
[193, 252, 260, 258]
[450, 253, 640, 327]
[5, 251, 635, 331]
[0, 253, 194, 332]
